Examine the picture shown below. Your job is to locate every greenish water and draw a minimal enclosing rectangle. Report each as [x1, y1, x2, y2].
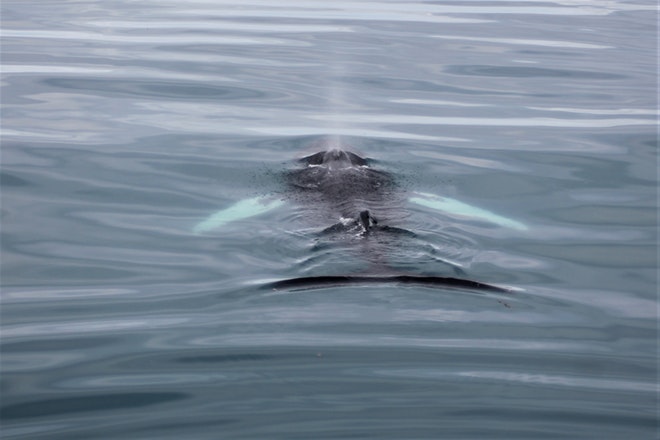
[1, 1, 657, 438]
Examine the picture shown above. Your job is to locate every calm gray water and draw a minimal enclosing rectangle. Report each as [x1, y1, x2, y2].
[2, 1, 658, 438]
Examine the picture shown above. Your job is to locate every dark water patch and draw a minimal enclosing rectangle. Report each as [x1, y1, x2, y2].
[519, 243, 657, 269]
[143, 160, 234, 182]
[1, 392, 188, 419]
[341, 75, 518, 95]
[543, 205, 657, 227]
[10, 263, 140, 283]
[639, 137, 659, 149]
[102, 349, 321, 371]
[177, 353, 279, 363]
[75, 185, 208, 209]
[1, 336, 116, 352]
[0, 172, 31, 187]
[519, 150, 653, 188]
[43, 77, 271, 101]
[141, 157, 275, 193]
[134, 417, 239, 433]
[517, 49, 584, 57]
[447, 407, 658, 431]
[39, 418, 240, 440]
[590, 132, 659, 152]
[446, 65, 627, 80]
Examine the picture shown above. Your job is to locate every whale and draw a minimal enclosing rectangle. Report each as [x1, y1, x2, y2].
[194, 143, 527, 292]
[284, 148, 411, 238]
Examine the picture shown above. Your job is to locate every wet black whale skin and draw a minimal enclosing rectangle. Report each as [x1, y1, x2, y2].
[272, 148, 507, 293]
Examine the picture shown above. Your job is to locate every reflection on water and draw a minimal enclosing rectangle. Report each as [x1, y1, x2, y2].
[1, 0, 657, 438]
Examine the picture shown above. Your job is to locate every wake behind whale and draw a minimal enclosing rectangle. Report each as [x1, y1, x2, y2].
[195, 140, 526, 292]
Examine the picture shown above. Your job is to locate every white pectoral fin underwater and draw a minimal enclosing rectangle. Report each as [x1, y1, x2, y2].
[193, 196, 284, 234]
[409, 192, 528, 231]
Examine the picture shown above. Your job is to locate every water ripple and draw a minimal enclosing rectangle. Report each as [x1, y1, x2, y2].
[1, 392, 188, 420]
[2, 29, 309, 46]
[431, 34, 613, 49]
[309, 113, 656, 128]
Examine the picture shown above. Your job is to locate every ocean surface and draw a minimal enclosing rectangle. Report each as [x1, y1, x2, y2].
[1, 1, 658, 438]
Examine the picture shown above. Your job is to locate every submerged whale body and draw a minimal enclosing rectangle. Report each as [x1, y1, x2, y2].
[273, 146, 508, 292]
[194, 141, 526, 292]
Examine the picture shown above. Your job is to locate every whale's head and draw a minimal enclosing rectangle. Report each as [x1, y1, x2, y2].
[300, 148, 368, 171]
[320, 149, 363, 170]
[287, 148, 385, 195]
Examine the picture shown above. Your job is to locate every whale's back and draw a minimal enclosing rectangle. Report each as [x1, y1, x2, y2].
[285, 149, 399, 224]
